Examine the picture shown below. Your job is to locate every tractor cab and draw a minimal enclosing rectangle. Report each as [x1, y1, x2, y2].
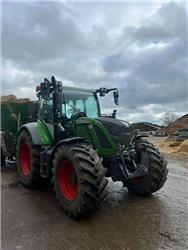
[38, 86, 100, 136]
[37, 77, 121, 143]
[36, 77, 133, 154]
[61, 86, 100, 119]
[38, 84, 119, 121]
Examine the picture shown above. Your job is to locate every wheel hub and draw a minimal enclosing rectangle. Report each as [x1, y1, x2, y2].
[58, 160, 78, 201]
[70, 173, 77, 184]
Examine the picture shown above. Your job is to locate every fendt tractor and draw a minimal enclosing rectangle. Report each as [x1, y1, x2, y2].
[4, 76, 168, 218]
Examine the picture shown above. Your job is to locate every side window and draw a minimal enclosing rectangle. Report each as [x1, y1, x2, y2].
[62, 100, 73, 119]
[85, 96, 98, 118]
[62, 99, 85, 119]
[76, 99, 84, 112]
[39, 99, 53, 123]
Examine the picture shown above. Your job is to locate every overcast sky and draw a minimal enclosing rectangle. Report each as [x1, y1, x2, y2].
[1, 0, 188, 124]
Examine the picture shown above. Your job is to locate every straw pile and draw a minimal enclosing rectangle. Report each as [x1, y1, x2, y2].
[159, 138, 188, 157]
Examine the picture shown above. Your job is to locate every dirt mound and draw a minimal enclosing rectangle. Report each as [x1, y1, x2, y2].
[0, 95, 32, 103]
[159, 138, 188, 158]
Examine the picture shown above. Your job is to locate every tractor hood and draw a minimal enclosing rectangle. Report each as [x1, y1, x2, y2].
[96, 117, 132, 138]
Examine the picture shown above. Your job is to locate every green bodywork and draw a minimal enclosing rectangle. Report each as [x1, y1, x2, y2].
[76, 117, 118, 156]
[36, 120, 54, 145]
[34, 117, 119, 157]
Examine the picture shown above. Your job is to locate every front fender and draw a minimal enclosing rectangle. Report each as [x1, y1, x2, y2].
[47, 137, 88, 169]
[129, 130, 149, 148]
[52, 137, 87, 153]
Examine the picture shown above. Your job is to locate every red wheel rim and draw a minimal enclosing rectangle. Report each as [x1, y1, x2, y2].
[20, 142, 31, 176]
[58, 160, 78, 201]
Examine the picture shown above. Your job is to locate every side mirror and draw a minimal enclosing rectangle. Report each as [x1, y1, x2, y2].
[113, 90, 119, 105]
[95, 87, 119, 105]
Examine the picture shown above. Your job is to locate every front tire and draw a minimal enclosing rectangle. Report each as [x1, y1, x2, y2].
[125, 140, 168, 196]
[53, 143, 108, 218]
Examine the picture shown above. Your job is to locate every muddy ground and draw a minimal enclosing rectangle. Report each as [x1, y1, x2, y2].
[1, 137, 188, 250]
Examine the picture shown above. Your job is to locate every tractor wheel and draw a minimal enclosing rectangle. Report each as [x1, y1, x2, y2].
[17, 129, 46, 188]
[125, 140, 168, 196]
[53, 143, 108, 218]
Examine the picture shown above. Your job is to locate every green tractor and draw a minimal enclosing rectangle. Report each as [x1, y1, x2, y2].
[17, 76, 168, 218]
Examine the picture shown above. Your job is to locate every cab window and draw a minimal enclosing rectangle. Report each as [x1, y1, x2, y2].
[86, 96, 98, 118]
[39, 99, 53, 123]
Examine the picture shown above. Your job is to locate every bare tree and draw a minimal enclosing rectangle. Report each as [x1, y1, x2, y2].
[162, 112, 179, 127]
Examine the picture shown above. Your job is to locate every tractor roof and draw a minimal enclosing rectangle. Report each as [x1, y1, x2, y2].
[63, 85, 95, 94]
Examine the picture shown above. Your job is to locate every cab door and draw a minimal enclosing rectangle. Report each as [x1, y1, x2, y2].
[38, 99, 54, 138]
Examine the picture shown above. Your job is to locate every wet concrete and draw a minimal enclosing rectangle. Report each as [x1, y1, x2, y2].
[1, 159, 188, 250]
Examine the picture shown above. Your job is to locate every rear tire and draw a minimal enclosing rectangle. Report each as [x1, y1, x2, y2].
[53, 143, 108, 218]
[17, 129, 47, 188]
[125, 140, 168, 196]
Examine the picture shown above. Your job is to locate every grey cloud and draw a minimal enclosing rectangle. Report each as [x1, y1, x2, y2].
[102, 2, 188, 112]
[132, 3, 187, 44]
[2, 2, 86, 62]
[1, 1, 188, 124]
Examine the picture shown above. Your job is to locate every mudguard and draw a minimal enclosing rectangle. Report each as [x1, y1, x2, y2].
[52, 137, 87, 155]
[19, 121, 53, 145]
[39, 137, 87, 177]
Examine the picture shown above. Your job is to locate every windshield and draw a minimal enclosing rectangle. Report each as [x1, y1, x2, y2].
[63, 88, 100, 119]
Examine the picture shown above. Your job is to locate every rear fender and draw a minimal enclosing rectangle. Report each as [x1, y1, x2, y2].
[19, 121, 53, 146]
